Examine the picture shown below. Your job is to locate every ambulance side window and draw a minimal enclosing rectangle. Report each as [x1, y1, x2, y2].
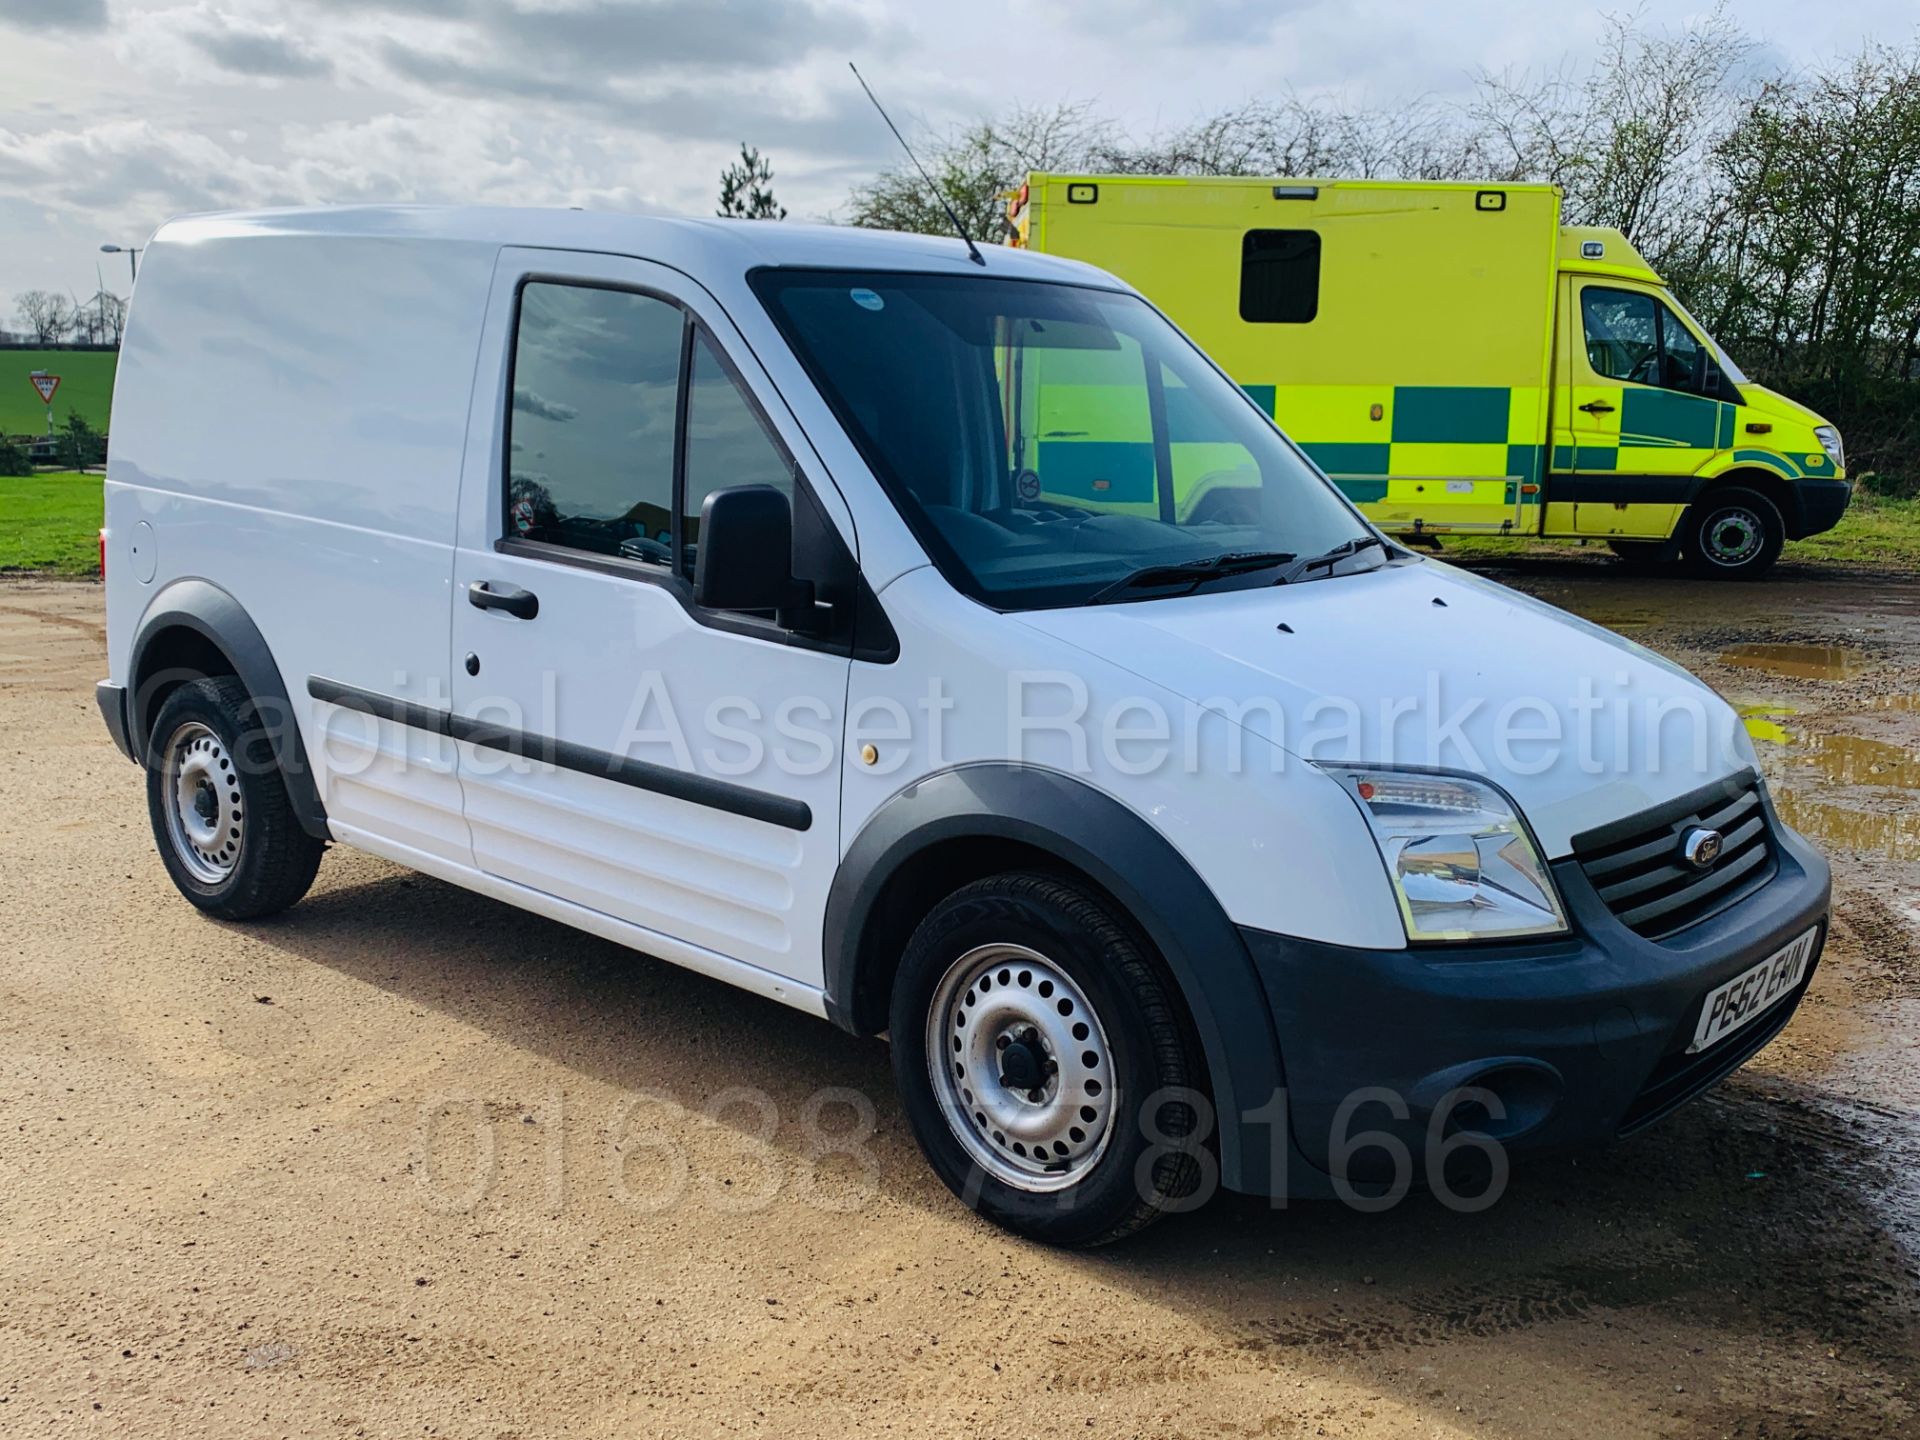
[1655, 305, 1712, 395]
[1240, 230, 1320, 323]
[1582, 286, 1723, 398]
[1580, 288, 1659, 386]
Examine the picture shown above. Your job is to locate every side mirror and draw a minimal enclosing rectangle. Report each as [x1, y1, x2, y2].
[692, 485, 823, 633]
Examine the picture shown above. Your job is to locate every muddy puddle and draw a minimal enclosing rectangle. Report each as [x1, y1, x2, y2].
[1737, 716, 1920, 861]
[1771, 789, 1920, 863]
[1722, 642, 1870, 682]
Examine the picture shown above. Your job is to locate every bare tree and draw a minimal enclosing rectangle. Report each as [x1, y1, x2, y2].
[92, 291, 129, 346]
[15, 290, 75, 345]
[836, 12, 1920, 486]
[1468, 3, 1757, 273]
[1702, 42, 1920, 475]
[1093, 93, 1498, 181]
[844, 102, 1116, 240]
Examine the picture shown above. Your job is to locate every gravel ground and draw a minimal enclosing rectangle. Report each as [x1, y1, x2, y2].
[0, 567, 1914, 1439]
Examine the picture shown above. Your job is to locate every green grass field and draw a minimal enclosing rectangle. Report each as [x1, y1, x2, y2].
[0, 471, 102, 575]
[0, 350, 117, 435]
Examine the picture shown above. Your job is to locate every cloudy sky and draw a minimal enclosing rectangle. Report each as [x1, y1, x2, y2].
[1, 0, 1913, 314]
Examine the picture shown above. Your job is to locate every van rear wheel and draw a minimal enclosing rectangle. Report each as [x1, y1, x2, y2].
[145, 676, 324, 919]
[1683, 486, 1784, 579]
[889, 873, 1207, 1246]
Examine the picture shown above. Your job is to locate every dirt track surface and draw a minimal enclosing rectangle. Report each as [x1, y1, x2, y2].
[1, 567, 1916, 1439]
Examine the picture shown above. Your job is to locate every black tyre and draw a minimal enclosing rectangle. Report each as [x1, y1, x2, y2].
[145, 675, 324, 919]
[889, 873, 1207, 1246]
[1683, 485, 1784, 579]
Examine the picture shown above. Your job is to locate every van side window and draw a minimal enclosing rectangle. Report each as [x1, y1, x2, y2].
[506, 282, 684, 565]
[681, 332, 796, 575]
[1240, 230, 1320, 323]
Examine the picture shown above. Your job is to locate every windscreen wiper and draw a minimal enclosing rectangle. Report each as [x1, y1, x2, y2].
[1086, 550, 1298, 605]
[1283, 535, 1390, 582]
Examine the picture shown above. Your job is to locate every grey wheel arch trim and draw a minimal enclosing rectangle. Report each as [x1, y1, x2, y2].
[128, 579, 330, 841]
[823, 762, 1287, 1193]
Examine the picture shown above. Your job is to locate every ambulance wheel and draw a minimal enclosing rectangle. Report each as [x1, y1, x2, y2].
[890, 873, 1208, 1247]
[1684, 486, 1784, 579]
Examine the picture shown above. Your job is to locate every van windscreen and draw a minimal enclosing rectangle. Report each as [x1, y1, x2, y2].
[751, 269, 1369, 611]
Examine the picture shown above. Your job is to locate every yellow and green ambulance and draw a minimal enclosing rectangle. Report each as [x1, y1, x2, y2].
[1007, 175, 1849, 578]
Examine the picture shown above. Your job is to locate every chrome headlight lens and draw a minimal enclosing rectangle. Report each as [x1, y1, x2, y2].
[1324, 767, 1568, 943]
[1814, 425, 1844, 469]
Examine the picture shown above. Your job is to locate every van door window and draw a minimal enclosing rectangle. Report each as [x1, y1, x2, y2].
[506, 282, 684, 565]
[680, 332, 797, 575]
[1240, 230, 1320, 323]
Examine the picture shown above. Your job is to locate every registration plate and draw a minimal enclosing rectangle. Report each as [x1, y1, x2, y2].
[1688, 926, 1818, 1054]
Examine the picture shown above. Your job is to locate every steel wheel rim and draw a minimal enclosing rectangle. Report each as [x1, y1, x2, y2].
[926, 942, 1117, 1192]
[1702, 505, 1763, 566]
[162, 721, 244, 884]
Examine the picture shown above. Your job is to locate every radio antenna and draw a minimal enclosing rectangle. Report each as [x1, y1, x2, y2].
[849, 62, 985, 266]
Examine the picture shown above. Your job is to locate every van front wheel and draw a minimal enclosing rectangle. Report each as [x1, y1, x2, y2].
[145, 676, 325, 919]
[889, 873, 1207, 1246]
[1684, 486, 1784, 579]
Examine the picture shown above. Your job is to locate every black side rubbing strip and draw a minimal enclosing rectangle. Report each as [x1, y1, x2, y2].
[306, 676, 811, 831]
[307, 675, 453, 736]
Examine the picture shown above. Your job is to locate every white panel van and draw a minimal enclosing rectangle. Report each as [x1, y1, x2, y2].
[98, 207, 1830, 1243]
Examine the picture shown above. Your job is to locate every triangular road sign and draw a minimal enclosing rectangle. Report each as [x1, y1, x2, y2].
[29, 373, 60, 405]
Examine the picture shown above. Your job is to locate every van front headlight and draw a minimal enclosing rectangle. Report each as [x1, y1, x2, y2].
[1814, 425, 1844, 469]
[1322, 767, 1568, 943]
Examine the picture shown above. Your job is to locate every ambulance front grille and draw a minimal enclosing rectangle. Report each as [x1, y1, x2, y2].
[1573, 777, 1775, 941]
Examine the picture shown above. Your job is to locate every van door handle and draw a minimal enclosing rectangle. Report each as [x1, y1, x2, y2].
[468, 580, 539, 620]
[1578, 400, 1616, 414]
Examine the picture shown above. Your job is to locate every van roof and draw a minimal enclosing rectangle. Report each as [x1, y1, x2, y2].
[149, 204, 1121, 287]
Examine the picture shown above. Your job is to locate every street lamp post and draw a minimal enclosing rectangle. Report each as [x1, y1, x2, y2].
[99, 243, 142, 286]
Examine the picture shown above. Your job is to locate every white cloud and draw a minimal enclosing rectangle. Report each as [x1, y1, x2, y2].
[0, 0, 108, 29]
[186, 12, 335, 79]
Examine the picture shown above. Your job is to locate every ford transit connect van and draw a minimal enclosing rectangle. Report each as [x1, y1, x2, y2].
[97, 207, 1830, 1244]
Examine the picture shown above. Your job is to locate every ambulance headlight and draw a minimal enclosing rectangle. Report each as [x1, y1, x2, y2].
[1814, 425, 1844, 469]
[1323, 767, 1568, 943]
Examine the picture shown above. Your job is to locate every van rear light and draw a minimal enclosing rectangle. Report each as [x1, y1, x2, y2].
[99, 528, 108, 579]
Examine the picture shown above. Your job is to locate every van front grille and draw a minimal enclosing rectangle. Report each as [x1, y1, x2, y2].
[1574, 777, 1775, 940]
